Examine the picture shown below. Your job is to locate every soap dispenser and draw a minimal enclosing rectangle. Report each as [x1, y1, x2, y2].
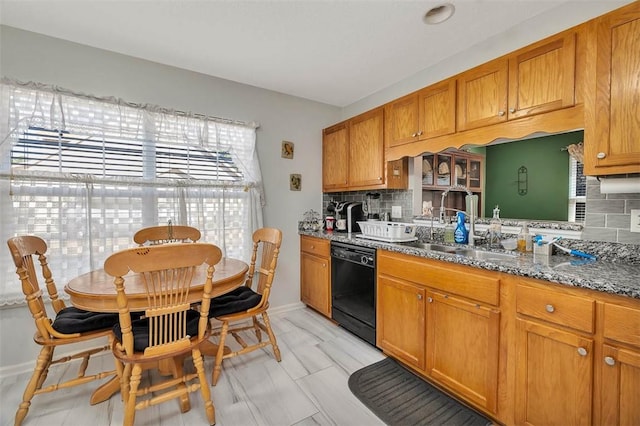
[489, 205, 502, 248]
[444, 217, 455, 243]
[454, 211, 468, 244]
[517, 222, 531, 252]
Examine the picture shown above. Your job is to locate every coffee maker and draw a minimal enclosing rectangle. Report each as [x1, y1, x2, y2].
[334, 201, 364, 233]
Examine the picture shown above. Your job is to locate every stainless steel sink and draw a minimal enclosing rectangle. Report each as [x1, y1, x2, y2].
[404, 241, 518, 261]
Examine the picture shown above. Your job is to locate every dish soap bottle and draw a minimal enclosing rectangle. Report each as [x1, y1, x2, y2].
[444, 217, 455, 243]
[489, 205, 502, 248]
[517, 222, 530, 252]
[454, 211, 468, 244]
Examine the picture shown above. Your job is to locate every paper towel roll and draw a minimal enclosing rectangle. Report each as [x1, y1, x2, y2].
[600, 177, 640, 194]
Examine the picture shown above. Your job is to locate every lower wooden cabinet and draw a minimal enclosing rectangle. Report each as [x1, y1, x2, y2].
[426, 290, 500, 414]
[300, 236, 331, 317]
[376, 275, 426, 370]
[599, 344, 640, 425]
[515, 319, 594, 425]
[376, 250, 501, 416]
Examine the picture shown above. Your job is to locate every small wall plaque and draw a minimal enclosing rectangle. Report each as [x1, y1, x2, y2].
[282, 141, 294, 159]
[290, 174, 301, 191]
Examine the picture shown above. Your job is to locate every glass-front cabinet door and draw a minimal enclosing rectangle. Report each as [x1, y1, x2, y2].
[422, 155, 435, 186]
[454, 157, 468, 187]
[436, 154, 452, 187]
[469, 159, 481, 190]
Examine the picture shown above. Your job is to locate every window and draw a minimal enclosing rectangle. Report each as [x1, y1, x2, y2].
[0, 80, 263, 306]
[568, 157, 586, 222]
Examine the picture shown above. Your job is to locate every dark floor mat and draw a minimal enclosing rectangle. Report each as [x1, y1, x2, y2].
[348, 357, 493, 426]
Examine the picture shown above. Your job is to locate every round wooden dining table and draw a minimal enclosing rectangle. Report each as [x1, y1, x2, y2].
[64, 257, 248, 408]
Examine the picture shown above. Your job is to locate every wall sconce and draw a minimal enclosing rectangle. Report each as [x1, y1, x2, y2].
[518, 166, 528, 196]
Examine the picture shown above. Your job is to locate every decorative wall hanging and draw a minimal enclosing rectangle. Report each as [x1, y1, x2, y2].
[518, 166, 528, 196]
[282, 141, 295, 159]
[290, 174, 301, 191]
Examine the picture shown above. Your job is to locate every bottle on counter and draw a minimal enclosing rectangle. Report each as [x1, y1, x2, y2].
[517, 222, 530, 252]
[454, 211, 468, 244]
[489, 205, 502, 248]
[444, 217, 455, 243]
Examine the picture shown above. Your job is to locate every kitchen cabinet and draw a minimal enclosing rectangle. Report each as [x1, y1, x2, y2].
[422, 151, 483, 191]
[377, 274, 426, 370]
[349, 107, 385, 188]
[376, 250, 501, 415]
[515, 319, 594, 426]
[598, 303, 640, 425]
[584, 1, 640, 175]
[514, 281, 596, 426]
[457, 31, 576, 132]
[322, 121, 349, 191]
[385, 79, 456, 147]
[426, 290, 500, 414]
[300, 236, 331, 317]
[323, 108, 407, 192]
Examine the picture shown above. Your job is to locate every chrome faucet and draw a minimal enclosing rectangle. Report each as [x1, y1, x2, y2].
[440, 185, 477, 246]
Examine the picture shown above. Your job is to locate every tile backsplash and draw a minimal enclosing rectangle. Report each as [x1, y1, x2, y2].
[323, 175, 640, 245]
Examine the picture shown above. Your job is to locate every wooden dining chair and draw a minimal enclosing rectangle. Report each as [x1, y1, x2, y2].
[133, 224, 201, 246]
[7, 235, 120, 426]
[104, 242, 222, 426]
[208, 227, 282, 385]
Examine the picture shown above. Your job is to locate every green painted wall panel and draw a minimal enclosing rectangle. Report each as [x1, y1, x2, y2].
[483, 131, 583, 220]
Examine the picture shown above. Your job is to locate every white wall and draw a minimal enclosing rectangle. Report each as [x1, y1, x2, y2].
[0, 25, 340, 371]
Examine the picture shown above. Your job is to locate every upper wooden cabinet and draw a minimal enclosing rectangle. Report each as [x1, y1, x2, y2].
[322, 121, 349, 191]
[457, 59, 509, 131]
[349, 107, 385, 187]
[458, 31, 576, 131]
[323, 108, 408, 192]
[385, 79, 456, 147]
[584, 1, 640, 175]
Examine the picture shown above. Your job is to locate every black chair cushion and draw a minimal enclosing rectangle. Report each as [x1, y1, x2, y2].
[112, 309, 201, 352]
[51, 306, 120, 334]
[209, 286, 262, 318]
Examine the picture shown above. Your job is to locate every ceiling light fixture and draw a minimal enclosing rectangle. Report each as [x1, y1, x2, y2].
[423, 3, 455, 25]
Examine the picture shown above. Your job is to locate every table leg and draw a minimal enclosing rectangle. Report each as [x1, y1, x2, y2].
[90, 376, 120, 405]
[200, 339, 231, 357]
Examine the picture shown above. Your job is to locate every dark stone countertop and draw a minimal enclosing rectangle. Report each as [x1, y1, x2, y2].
[299, 230, 640, 300]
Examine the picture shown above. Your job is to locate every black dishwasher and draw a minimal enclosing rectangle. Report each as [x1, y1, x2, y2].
[330, 241, 376, 345]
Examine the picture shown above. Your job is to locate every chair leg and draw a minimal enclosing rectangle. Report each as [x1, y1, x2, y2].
[261, 311, 281, 362]
[123, 364, 142, 426]
[252, 316, 262, 342]
[212, 321, 229, 386]
[15, 346, 54, 426]
[192, 348, 216, 425]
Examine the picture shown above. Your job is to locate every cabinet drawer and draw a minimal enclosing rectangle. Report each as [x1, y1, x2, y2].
[516, 284, 595, 333]
[378, 251, 499, 306]
[603, 303, 640, 347]
[300, 236, 330, 257]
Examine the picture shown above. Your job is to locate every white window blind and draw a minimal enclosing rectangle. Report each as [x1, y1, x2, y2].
[0, 80, 263, 306]
[568, 157, 586, 222]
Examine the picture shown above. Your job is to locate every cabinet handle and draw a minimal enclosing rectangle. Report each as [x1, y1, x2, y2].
[378, 176, 382, 180]
[417, 294, 423, 300]
[497, 111, 505, 116]
[509, 108, 515, 113]
[597, 152, 606, 159]
[604, 356, 616, 366]
[322, 263, 326, 268]
[427, 297, 433, 303]
[545, 304, 555, 313]
[417, 131, 423, 136]
[412, 132, 417, 137]
[577, 347, 588, 356]
[310, 245, 315, 249]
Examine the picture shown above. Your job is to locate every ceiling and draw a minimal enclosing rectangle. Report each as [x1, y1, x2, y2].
[0, 1, 627, 107]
